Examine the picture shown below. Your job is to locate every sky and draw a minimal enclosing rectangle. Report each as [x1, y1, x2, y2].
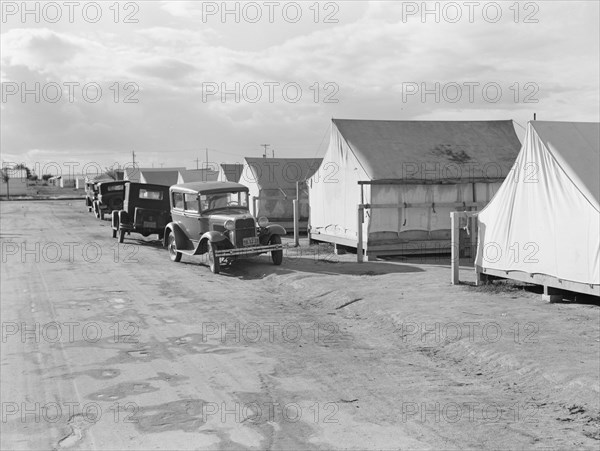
[1, 1, 599, 176]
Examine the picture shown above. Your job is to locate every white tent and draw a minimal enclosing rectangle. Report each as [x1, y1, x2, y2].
[124, 167, 185, 183]
[242, 157, 323, 230]
[308, 119, 522, 257]
[475, 121, 600, 295]
[139, 170, 180, 186]
[178, 169, 220, 183]
[219, 163, 244, 182]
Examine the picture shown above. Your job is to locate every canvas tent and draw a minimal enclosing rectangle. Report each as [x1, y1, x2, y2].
[139, 170, 180, 186]
[242, 157, 323, 230]
[85, 173, 114, 184]
[219, 163, 244, 183]
[178, 169, 220, 183]
[475, 121, 599, 296]
[124, 167, 185, 183]
[308, 119, 522, 257]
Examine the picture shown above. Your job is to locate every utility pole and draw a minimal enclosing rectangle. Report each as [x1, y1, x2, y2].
[272, 149, 275, 158]
[205, 148, 209, 170]
[194, 157, 201, 170]
[132, 150, 136, 166]
[261, 144, 270, 158]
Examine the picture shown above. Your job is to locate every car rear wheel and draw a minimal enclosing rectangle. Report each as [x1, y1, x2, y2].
[112, 227, 117, 238]
[168, 234, 182, 262]
[208, 242, 220, 274]
[270, 235, 283, 265]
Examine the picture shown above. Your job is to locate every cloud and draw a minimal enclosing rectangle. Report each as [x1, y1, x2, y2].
[0, 1, 598, 169]
[1, 28, 86, 73]
[131, 58, 197, 81]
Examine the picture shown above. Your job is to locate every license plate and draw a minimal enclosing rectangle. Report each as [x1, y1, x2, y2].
[243, 237, 259, 247]
[143, 221, 156, 228]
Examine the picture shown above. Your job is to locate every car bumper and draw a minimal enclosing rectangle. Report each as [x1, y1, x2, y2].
[214, 243, 285, 257]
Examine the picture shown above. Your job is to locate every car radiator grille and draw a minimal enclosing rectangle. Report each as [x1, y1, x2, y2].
[234, 218, 256, 247]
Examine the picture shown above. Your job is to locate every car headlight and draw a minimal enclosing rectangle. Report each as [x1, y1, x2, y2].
[258, 216, 269, 227]
[224, 220, 235, 231]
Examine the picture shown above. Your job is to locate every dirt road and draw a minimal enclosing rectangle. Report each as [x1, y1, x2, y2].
[1, 200, 598, 450]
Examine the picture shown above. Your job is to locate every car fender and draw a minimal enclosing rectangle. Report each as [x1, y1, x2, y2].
[265, 224, 286, 238]
[196, 231, 228, 255]
[164, 222, 193, 250]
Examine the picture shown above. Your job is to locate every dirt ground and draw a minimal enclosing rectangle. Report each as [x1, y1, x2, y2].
[1, 200, 598, 450]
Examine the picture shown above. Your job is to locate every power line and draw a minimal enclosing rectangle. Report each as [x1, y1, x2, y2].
[260, 144, 270, 158]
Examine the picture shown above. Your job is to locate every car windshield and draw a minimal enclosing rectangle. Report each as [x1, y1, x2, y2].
[106, 185, 123, 192]
[200, 191, 249, 212]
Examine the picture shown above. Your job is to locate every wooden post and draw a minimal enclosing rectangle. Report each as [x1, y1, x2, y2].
[357, 205, 364, 263]
[293, 199, 300, 247]
[450, 211, 460, 284]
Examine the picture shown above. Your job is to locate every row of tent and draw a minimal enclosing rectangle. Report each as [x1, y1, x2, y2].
[86, 158, 324, 230]
[84, 118, 599, 295]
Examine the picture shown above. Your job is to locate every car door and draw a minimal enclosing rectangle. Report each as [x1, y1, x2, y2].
[181, 192, 202, 244]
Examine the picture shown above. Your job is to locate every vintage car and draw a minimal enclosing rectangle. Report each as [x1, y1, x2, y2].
[85, 181, 98, 212]
[111, 182, 171, 243]
[164, 181, 286, 273]
[93, 181, 126, 220]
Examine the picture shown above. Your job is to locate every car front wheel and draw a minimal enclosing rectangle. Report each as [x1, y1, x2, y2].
[168, 234, 182, 262]
[270, 235, 283, 265]
[208, 242, 220, 274]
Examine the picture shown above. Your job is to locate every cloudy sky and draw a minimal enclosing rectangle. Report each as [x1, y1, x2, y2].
[1, 1, 598, 175]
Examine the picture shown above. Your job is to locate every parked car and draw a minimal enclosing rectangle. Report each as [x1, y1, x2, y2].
[85, 181, 99, 212]
[164, 181, 286, 273]
[93, 181, 126, 220]
[111, 182, 171, 242]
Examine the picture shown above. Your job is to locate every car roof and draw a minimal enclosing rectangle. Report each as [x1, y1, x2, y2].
[125, 181, 170, 191]
[170, 181, 249, 194]
[98, 180, 126, 186]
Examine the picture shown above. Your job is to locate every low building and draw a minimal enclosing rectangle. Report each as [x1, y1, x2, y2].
[0, 169, 28, 196]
